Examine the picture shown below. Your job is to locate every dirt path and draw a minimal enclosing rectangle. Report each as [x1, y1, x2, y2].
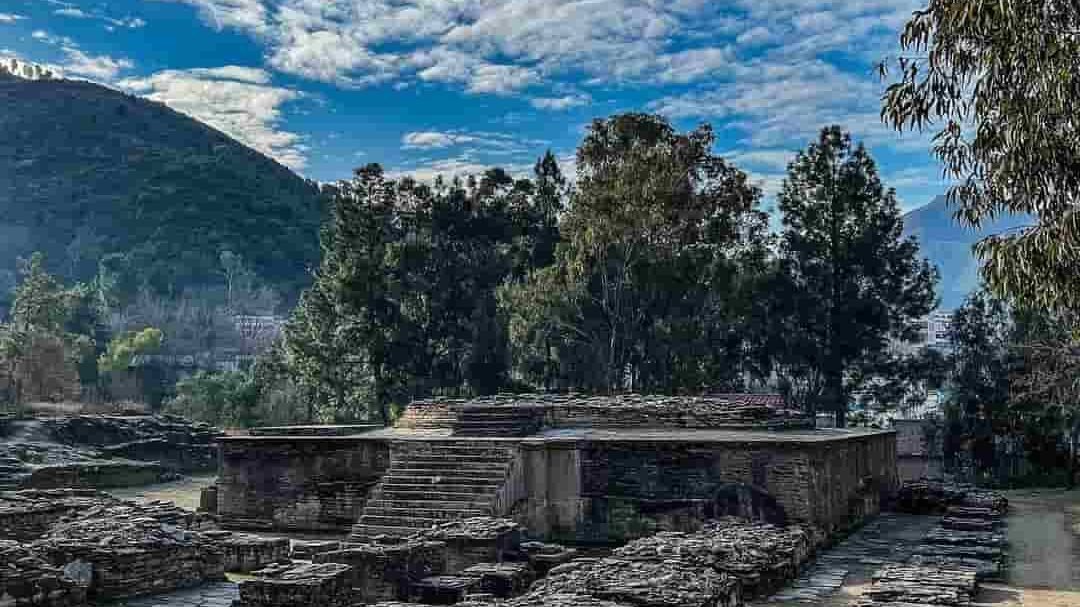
[977, 488, 1080, 607]
[107, 474, 217, 511]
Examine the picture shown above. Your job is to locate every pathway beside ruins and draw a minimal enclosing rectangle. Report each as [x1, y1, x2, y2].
[756, 489, 1080, 607]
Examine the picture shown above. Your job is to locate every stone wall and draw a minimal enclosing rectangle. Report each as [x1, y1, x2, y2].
[217, 436, 389, 532]
[514, 430, 896, 544]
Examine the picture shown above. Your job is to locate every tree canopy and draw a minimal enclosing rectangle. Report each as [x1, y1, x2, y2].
[881, 0, 1080, 310]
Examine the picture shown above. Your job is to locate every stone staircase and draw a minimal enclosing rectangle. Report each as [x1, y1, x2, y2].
[452, 405, 546, 437]
[349, 441, 519, 541]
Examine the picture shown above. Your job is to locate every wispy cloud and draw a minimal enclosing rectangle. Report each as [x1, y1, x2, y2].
[0, 13, 26, 23]
[530, 94, 591, 111]
[118, 66, 309, 170]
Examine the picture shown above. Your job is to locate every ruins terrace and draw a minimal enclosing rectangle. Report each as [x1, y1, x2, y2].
[213, 394, 897, 544]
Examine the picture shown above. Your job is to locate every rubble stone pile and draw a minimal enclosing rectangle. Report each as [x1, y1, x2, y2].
[611, 518, 813, 598]
[0, 540, 87, 607]
[41, 415, 219, 473]
[528, 556, 741, 607]
[34, 514, 225, 600]
[233, 562, 354, 607]
[0, 488, 118, 540]
[892, 480, 1010, 516]
[855, 564, 979, 607]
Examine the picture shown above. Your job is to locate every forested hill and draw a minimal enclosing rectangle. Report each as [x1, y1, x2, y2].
[903, 195, 1029, 310]
[0, 72, 324, 306]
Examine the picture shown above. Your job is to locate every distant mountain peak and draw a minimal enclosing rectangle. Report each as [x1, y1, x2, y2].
[902, 194, 1029, 310]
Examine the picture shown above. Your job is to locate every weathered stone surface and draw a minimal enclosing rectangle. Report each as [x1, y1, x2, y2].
[401, 394, 810, 432]
[234, 562, 353, 607]
[217, 436, 388, 532]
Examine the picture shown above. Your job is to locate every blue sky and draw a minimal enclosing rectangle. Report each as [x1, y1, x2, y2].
[0, 0, 947, 211]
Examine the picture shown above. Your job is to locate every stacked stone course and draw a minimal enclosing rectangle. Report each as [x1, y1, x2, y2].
[202, 531, 290, 573]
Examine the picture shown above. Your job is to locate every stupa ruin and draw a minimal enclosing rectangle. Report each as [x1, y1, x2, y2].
[211, 393, 897, 545]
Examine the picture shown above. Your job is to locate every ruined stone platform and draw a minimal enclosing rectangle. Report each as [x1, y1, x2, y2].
[215, 394, 897, 546]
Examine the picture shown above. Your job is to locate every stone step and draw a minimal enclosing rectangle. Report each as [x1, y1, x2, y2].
[359, 514, 445, 529]
[392, 449, 517, 461]
[395, 453, 514, 465]
[380, 480, 500, 493]
[365, 499, 493, 511]
[361, 506, 490, 520]
[389, 466, 508, 478]
[383, 474, 503, 487]
[392, 460, 510, 474]
[349, 523, 430, 540]
[392, 441, 518, 453]
[376, 488, 497, 502]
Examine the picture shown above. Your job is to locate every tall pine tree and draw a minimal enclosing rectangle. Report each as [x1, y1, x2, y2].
[776, 127, 937, 426]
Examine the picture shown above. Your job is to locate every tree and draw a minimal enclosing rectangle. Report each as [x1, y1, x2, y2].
[944, 291, 1014, 476]
[502, 113, 771, 393]
[98, 327, 164, 374]
[881, 1, 1080, 310]
[776, 127, 937, 426]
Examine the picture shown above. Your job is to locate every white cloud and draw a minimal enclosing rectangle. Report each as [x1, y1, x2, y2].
[402, 131, 477, 149]
[118, 66, 309, 170]
[61, 48, 133, 80]
[54, 5, 146, 29]
[168, 0, 268, 33]
[0, 13, 26, 23]
[530, 94, 590, 111]
[54, 7, 91, 19]
[735, 26, 774, 47]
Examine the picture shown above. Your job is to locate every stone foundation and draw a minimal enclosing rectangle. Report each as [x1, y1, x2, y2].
[217, 436, 388, 532]
[515, 429, 895, 543]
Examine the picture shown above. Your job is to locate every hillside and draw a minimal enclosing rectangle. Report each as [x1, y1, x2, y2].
[903, 195, 1030, 310]
[0, 73, 324, 307]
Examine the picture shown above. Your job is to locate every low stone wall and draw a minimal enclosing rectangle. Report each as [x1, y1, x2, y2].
[217, 436, 389, 532]
[515, 430, 896, 544]
[35, 517, 225, 601]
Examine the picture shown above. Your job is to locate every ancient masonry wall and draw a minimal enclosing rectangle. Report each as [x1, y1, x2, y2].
[217, 437, 389, 532]
[514, 431, 897, 544]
